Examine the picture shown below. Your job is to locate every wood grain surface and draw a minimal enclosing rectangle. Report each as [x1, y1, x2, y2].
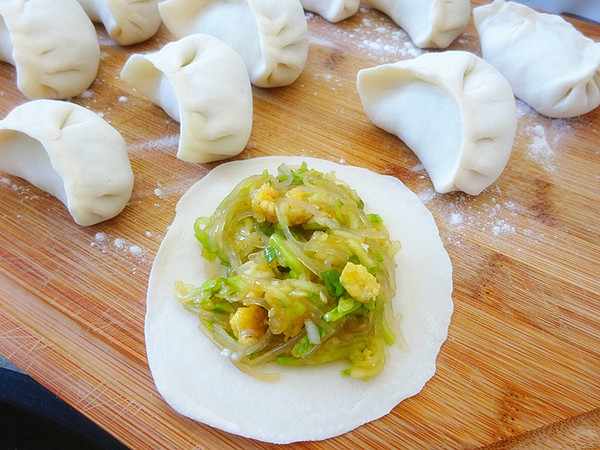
[0, 1, 599, 448]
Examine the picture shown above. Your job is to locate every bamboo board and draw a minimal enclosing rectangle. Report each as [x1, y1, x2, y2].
[0, 1, 599, 448]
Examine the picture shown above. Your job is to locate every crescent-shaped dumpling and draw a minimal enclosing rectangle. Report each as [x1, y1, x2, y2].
[300, 0, 359, 23]
[77, 0, 162, 46]
[120, 34, 253, 164]
[363, 0, 471, 48]
[474, 0, 600, 118]
[0, 0, 100, 99]
[0, 100, 134, 226]
[158, 0, 308, 88]
[357, 51, 517, 195]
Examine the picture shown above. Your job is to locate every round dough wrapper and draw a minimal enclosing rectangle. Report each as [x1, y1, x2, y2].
[145, 156, 453, 444]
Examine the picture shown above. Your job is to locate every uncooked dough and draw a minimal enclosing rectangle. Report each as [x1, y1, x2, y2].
[0, 0, 100, 99]
[158, 0, 309, 88]
[363, 0, 471, 48]
[146, 156, 453, 444]
[300, 0, 359, 23]
[357, 51, 517, 195]
[474, 0, 600, 118]
[77, 0, 162, 45]
[0, 100, 134, 226]
[120, 34, 253, 164]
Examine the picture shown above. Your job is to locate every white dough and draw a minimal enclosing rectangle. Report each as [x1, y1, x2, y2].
[357, 51, 517, 195]
[300, 0, 359, 23]
[120, 34, 253, 164]
[0, 0, 100, 99]
[474, 0, 600, 118]
[363, 0, 471, 48]
[146, 156, 453, 444]
[0, 100, 134, 226]
[158, 0, 309, 88]
[77, 0, 162, 45]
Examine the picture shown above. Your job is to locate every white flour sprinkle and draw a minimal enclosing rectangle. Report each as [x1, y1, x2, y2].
[130, 135, 179, 152]
[492, 220, 515, 236]
[436, 188, 526, 248]
[113, 238, 126, 249]
[94, 232, 107, 242]
[91, 233, 147, 260]
[450, 213, 463, 225]
[118, 96, 129, 102]
[154, 181, 165, 199]
[525, 124, 555, 172]
[128, 245, 144, 257]
[410, 163, 426, 173]
[0, 177, 41, 200]
[310, 9, 423, 61]
[418, 188, 438, 204]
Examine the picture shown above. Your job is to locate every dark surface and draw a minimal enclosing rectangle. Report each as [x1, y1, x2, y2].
[0, 367, 129, 450]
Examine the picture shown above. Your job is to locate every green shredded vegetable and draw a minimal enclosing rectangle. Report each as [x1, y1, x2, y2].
[175, 163, 402, 381]
[321, 270, 345, 298]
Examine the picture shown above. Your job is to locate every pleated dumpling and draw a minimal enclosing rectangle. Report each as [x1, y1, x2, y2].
[300, 0, 359, 23]
[357, 51, 517, 195]
[0, 0, 100, 99]
[474, 0, 600, 118]
[363, 0, 471, 48]
[0, 100, 134, 226]
[77, 0, 162, 45]
[158, 0, 308, 88]
[120, 34, 253, 164]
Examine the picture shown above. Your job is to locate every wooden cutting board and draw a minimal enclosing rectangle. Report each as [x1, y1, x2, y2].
[0, 1, 599, 448]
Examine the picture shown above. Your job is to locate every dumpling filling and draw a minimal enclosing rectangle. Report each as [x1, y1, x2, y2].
[175, 162, 402, 380]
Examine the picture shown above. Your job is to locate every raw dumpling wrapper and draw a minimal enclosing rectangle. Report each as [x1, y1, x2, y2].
[357, 51, 516, 195]
[300, 0, 359, 23]
[0, 0, 100, 99]
[77, 0, 162, 45]
[120, 34, 253, 164]
[363, 0, 471, 48]
[474, 0, 600, 118]
[146, 156, 453, 444]
[0, 100, 134, 226]
[158, 0, 308, 87]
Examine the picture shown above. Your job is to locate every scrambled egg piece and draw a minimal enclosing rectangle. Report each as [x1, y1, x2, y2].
[281, 187, 313, 225]
[250, 183, 312, 226]
[229, 305, 268, 346]
[340, 262, 380, 303]
[251, 182, 279, 223]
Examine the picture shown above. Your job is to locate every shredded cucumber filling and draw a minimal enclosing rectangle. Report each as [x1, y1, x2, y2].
[176, 163, 402, 381]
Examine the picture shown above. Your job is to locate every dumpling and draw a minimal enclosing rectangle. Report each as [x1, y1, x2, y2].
[300, 0, 359, 23]
[357, 51, 517, 195]
[474, 0, 600, 118]
[76, 0, 162, 45]
[363, 0, 471, 48]
[120, 34, 253, 164]
[0, 0, 100, 99]
[0, 100, 134, 226]
[146, 156, 453, 444]
[158, 0, 308, 88]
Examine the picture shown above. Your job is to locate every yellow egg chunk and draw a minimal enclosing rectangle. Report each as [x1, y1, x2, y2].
[340, 262, 380, 303]
[229, 305, 268, 346]
[251, 182, 280, 223]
